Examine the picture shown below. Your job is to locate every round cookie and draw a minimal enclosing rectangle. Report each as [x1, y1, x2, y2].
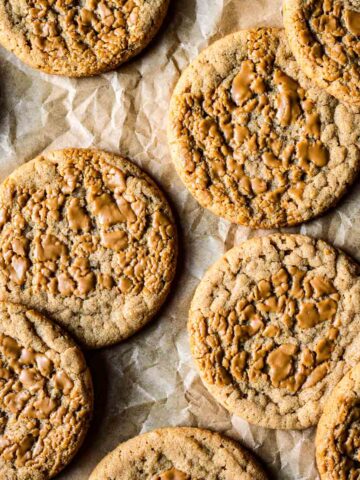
[189, 234, 360, 429]
[0, 148, 177, 348]
[316, 363, 360, 479]
[89, 427, 268, 479]
[283, 0, 360, 106]
[168, 28, 360, 228]
[0, 0, 169, 76]
[0, 302, 93, 479]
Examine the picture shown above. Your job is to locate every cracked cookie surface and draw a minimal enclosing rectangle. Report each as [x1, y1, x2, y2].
[168, 28, 360, 228]
[316, 363, 360, 479]
[0, 0, 169, 76]
[0, 148, 177, 348]
[89, 427, 268, 480]
[283, 0, 360, 106]
[0, 302, 93, 480]
[189, 234, 360, 429]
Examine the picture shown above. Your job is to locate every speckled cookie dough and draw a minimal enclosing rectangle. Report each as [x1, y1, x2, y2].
[189, 234, 360, 429]
[168, 28, 360, 228]
[283, 0, 360, 106]
[0, 0, 169, 76]
[316, 363, 360, 479]
[0, 149, 177, 348]
[89, 427, 268, 480]
[0, 302, 93, 480]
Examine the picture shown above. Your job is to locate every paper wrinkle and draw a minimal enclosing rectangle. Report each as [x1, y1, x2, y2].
[0, 0, 357, 478]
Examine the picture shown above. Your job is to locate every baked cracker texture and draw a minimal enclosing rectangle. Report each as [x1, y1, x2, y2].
[0, 301, 93, 480]
[0, 0, 169, 76]
[168, 28, 360, 228]
[189, 234, 360, 429]
[316, 363, 360, 479]
[283, 0, 360, 106]
[89, 427, 268, 480]
[0, 148, 177, 348]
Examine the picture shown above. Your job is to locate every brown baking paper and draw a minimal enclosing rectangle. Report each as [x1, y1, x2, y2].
[0, 0, 359, 478]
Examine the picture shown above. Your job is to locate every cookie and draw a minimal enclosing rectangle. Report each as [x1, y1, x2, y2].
[189, 234, 360, 429]
[89, 427, 268, 479]
[0, 0, 169, 76]
[283, 0, 360, 106]
[316, 363, 360, 479]
[0, 302, 93, 479]
[168, 28, 360, 228]
[0, 148, 177, 348]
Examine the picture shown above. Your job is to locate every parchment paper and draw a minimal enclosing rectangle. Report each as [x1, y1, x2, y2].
[1, 0, 360, 478]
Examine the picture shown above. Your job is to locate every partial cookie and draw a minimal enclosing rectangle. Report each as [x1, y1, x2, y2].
[189, 234, 360, 429]
[0, 0, 169, 76]
[0, 302, 93, 479]
[0, 148, 177, 348]
[168, 28, 360, 228]
[316, 363, 360, 479]
[89, 427, 268, 479]
[283, 0, 360, 106]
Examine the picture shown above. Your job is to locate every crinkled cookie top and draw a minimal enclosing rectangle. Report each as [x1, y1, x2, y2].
[189, 234, 360, 429]
[89, 427, 268, 480]
[284, 0, 360, 106]
[168, 28, 360, 228]
[0, 302, 93, 480]
[0, 149, 177, 348]
[316, 362, 360, 479]
[0, 0, 169, 76]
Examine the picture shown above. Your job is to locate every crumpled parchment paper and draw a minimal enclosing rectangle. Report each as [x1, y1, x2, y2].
[1, 0, 360, 478]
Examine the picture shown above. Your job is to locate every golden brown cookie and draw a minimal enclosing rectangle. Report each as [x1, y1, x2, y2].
[168, 28, 360, 228]
[0, 0, 169, 76]
[189, 234, 360, 429]
[0, 148, 177, 348]
[89, 427, 268, 480]
[283, 0, 360, 106]
[316, 363, 360, 479]
[0, 302, 93, 480]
